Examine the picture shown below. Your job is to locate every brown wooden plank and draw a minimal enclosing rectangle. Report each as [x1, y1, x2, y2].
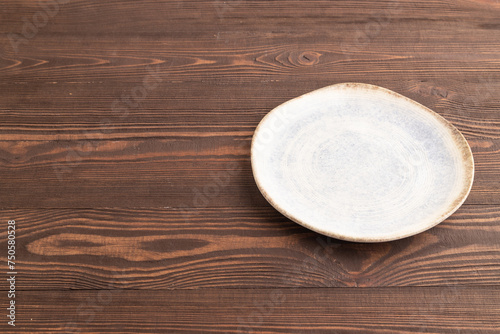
[0, 0, 499, 33]
[0, 79, 499, 141]
[0, 205, 499, 290]
[3, 286, 499, 333]
[2, 34, 500, 83]
[0, 137, 498, 208]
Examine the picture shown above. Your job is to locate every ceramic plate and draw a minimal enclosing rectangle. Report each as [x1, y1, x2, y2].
[251, 83, 474, 242]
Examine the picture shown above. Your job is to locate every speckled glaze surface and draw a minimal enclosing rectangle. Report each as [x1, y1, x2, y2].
[251, 83, 474, 242]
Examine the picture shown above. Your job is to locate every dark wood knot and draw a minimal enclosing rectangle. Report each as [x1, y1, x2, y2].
[297, 51, 321, 66]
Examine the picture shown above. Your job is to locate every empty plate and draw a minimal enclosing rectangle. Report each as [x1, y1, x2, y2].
[251, 83, 474, 242]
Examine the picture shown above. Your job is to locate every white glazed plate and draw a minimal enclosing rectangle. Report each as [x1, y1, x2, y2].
[251, 83, 474, 242]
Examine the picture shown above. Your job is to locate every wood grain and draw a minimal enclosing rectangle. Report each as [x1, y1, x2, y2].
[1, 79, 499, 139]
[5, 287, 500, 333]
[1, 205, 499, 290]
[1, 48, 500, 139]
[1, 0, 500, 332]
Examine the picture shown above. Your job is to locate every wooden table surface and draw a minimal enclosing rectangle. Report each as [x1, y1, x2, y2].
[1, 0, 500, 333]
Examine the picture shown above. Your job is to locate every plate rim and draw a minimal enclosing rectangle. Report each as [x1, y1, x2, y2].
[251, 82, 475, 243]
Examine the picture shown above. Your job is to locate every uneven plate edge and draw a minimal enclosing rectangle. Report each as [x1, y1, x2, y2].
[251, 83, 475, 243]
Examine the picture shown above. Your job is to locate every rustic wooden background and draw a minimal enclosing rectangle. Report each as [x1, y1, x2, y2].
[1, 0, 500, 333]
